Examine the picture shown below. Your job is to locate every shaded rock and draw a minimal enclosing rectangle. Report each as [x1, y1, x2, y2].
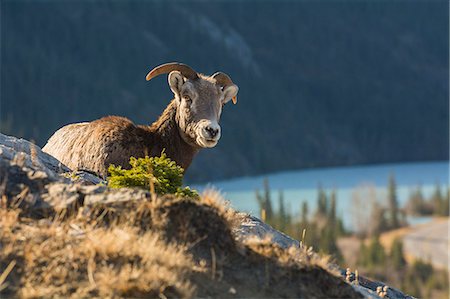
[0, 155, 60, 217]
[84, 186, 146, 206]
[41, 183, 84, 211]
[30, 183, 147, 216]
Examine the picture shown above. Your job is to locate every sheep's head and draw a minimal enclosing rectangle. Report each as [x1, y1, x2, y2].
[146, 62, 239, 148]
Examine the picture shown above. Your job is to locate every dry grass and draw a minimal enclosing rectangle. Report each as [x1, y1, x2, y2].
[0, 188, 361, 298]
[0, 209, 196, 298]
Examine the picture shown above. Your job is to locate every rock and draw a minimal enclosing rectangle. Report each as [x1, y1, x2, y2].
[351, 285, 381, 299]
[234, 214, 300, 248]
[71, 170, 106, 185]
[0, 133, 106, 214]
[0, 133, 105, 186]
[0, 133, 70, 176]
[0, 156, 60, 215]
[41, 183, 84, 211]
[340, 271, 417, 299]
[15, 180, 148, 215]
[84, 187, 148, 206]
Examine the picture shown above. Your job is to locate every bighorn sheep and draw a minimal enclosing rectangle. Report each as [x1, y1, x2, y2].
[42, 62, 239, 178]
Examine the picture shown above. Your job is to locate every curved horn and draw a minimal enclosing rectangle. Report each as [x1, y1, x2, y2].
[146, 62, 198, 81]
[212, 72, 238, 104]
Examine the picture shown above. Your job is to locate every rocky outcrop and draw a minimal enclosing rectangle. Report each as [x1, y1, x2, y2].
[0, 133, 415, 299]
[0, 134, 68, 172]
[235, 216, 415, 299]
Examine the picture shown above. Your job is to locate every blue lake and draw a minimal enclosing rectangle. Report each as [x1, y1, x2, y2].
[194, 161, 449, 229]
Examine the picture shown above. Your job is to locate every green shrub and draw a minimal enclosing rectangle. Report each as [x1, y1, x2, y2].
[108, 153, 198, 198]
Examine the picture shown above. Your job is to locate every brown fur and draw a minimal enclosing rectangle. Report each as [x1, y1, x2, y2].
[42, 100, 199, 178]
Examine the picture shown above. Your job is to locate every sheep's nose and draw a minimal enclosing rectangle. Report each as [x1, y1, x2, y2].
[205, 126, 219, 138]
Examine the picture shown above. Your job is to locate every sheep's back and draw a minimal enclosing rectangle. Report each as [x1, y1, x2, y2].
[42, 117, 152, 177]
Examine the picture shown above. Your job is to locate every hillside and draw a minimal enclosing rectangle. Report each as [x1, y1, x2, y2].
[0, 133, 362, 298]
[0, 132, 419, 298]
[1, 192, 362, 298]
[1, 1, 448, 182]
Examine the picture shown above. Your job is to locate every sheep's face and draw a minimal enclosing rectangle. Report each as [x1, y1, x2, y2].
[169, 71, 238, 148]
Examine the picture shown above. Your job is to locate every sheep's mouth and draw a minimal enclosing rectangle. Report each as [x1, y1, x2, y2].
[196, 136, 219, 148]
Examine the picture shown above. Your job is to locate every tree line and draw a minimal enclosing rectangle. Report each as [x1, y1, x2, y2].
[255, 175, 449, 298]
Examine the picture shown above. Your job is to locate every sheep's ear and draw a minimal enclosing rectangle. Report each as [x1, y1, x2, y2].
[222, 84, 239, 104]
[168, 71, 184, 96]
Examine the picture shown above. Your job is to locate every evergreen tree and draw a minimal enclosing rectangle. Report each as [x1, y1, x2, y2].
[367, 235, 386, 268]
[431, 182, 444, 216]
[263, 178, 273, 219]
[370, 202, 389, 236]
[335, 217, 346, 237]
[406, 185, 431, 215]
[358, 236, 387, 269]
[256, 178, 273, 221]
[358, 240, 368, 266]
[301, 201, 309, 225]
[387, 174, 400, 229]
[328, 189, 346, 236]
[278, 190, 287, 231]
[299, 201, 310, 242]
[411, 259, 433, 283]
[329, 189, 337, 225]
[390, 238, 406, 269]
[319, 226, 343, 262]
[444, 188, 450, 216]
[317, 184, 328, 217]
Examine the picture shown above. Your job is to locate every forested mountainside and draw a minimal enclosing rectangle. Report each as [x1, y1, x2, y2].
[1, 1, 448, 182]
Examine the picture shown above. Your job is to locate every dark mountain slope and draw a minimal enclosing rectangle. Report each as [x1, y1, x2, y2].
[1, 1, 448, 182]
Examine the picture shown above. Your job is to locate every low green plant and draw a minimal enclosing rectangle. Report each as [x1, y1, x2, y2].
[108, 153, 198, 198]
